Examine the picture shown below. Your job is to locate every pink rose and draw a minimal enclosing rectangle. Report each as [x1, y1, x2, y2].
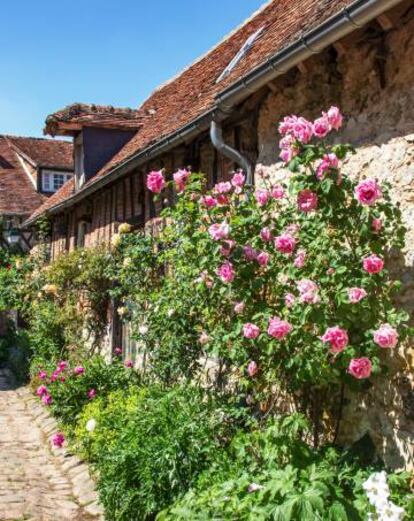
[316, 153, 339, 179]
[363, 254, 384, 274]
[199, 270, 213, 288]
[88, 389, 97, 400]
[313, 116, 331, 138]
[217, 194, 230, 205]
[38, 370, 47, 380]
[208, 222, 230, 241]
[284, 223, 300, 235]
[324, 106, 343, 131]
[297, 279, 320, 304]
[354, 179, 382, 206]
[260, 227, 272, 242]
[256, 251, 270, 266]
[200, 195, 217, 208]
[279, 116, 313, 144]
[348, 287, 367, 303]
[293, 249, 306, 268]
[280, 147, 296, 163]
[199, 331, 211, 345]
[348, 357, 372, 379]
[36, 385, 48, 397]
[114, 347, 122, 356]
[373, 323, 398, 348]
[58, 361, 68, 370]
[243, 323, 260, 339]
[74, 366, 85, 375]
[231, 171, 245, 190]
[214, 181, 232, 194]
[297, 189, 318, 213]
[267, 317, 292, 340]
[285, 293, 295, 308]
[51, 433, 65, 448]
[247, 361, 258, 377]
[173, 168, 190, 192]
[217, 261, 235, 283]
[321, 326, 349, 353]
[372, 218, 382, 233]
[220, 240, 236, 257]
[254, 189, 270, 207]
[234, 302, 245, 314]
[274, 233, 297, 255]
[42, 394, 52, 406]
[243, 245, 258, 261]
[124, 359, 133, 368]
[147, 170, 165, 193]
[271, 185, 285, 199]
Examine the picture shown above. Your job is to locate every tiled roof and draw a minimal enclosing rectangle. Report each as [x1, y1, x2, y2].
[44, 103, 145, 136]
[0, 136, 46, 215]
[27, 177, 75, 222]
[7, 136, 73, 170]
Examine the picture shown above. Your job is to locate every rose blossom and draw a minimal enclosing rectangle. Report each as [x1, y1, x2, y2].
[267, 317, 292, 340]
[363, 254, 384, 274]
[74, 366, 85, 375]
[38, 370, 47, 380]
[88, 389, 97, 400]
[247, 361, 258, 377]
[114, 347, 122, 356]
[146, 170, 165, 193]
[42, 394, 52, 406]
[173, 168, 190, 192]
[274, 233, 297, 255]
[280, 147, 297, 163]
[297, 189, 318, 212]
[51, 433, 65, 448]
[220, 240, 236, 257]
[243, 245, 258, 261]
[254, 189, 270, 207]
[316, 153, 339, 179]
[285, 223, 300, 236]
[348, 287, 367, 303]
[58, 361, 68, 371]
[271, 185, 285, 199]
[231, 171, 245, 191]
[321, 326, 349, 353]
[260, 227, 272, 242]
[297, 279, 320, 304]
[285, 293, 295, 308]
[279, 115, 313, 144]
[324, 106, 343, 130]
[234, 302, 245, 314]
[256, 251, 270, 266]
[124, 359, 133, 368]
[199, 331, 211, 345]
[293, 249, 306, 268]
[243, 323, 260, 339]
[36, 385, 48, 397]
[208, 222, 230, 241]
[372, 218, 382, 233]
[216, 194, 230, 205]
[214, 181, 232, 194]
[217, 261, 235, 283]
[200, 195, 217, 208]
[373, 324, 398, 348]
[313, 115, 331, 138]
[348, 357, 372, 379]
[354, 179, 382, 206]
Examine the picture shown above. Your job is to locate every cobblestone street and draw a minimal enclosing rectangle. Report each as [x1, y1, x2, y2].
[0, 369, 100, 521]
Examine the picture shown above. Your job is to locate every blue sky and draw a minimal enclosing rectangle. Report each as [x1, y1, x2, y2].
[0, 0, 264, 138]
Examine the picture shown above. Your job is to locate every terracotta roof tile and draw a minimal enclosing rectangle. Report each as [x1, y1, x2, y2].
[27, 177, 75, 222]
[7, 136, 73, 170]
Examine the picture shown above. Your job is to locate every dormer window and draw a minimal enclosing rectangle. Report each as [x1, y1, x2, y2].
[42, 170, 73, 193]
[74, 133, 85, 190]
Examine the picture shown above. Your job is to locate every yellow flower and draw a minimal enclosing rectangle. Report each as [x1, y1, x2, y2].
[117, 306, 128, 317]
[42, 284, 58, 296]
[123, 257, 132, 268]
[111, 233, 122, 249]
[118, 222, 132, 234]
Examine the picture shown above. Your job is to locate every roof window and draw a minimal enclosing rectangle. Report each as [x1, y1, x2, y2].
[216, 26, 265, 83]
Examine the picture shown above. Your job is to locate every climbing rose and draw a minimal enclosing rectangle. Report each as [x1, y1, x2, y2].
[260, 227, 272, 242]
[363, 254, 384, 274]
[114, 347, 122, 356]
[267, 317, 292, 340]
[243, 245, 258, 261]
[74, 366, 85, 375]
[146, 170, 165, 193]
[271, 185, 285, 199]
[348, 358, 372, 379]
[214, 181, 232, 194]
[173, 168, 190, 192]
[285, 293, 295, 308]
[217, 261, 235, 283]
[354, 179, 382, 206]
[231, 171, 245, 191]
[297, 189, 318, 212]
[42, 394, 52, 406]
[297, 279, 320, 304]
[256, 251, 270, 266]
[348, 287, 367, 303]
[88, 389, 97, 400]
[58, 361, 68, 370]
[293, 249, 306, 268]
[209, 222, 230, 241]
[325, 106, 343, 130]
[247, 361, 258, 377]
[274, 233, 297, 255]
[243, 323, 260, 339]
[234, 302, 245, 314]
[200, 195, 217, 207]
[279, 115, 313, 144]
[254, 189, 270, 207]
[321, 326, 349, 353]
[216, 194, 230, 205]
[38, 370, 47, 380]
[36, 385, 48, 397]
[372, 218, 383, 233]
[316, 153, 339, 179]
[373, 324, 399, 348]
[199, 331, 211, 345]
[313, 115, 331, 138]
[51, 433, 65, 448]
[124, 359, 133, 368]
[220, 240, 235, 257]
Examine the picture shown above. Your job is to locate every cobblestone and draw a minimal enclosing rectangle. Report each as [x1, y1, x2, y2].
[0, 368, 102, 520]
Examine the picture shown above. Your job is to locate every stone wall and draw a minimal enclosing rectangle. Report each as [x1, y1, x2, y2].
[255, 9, 414, 470]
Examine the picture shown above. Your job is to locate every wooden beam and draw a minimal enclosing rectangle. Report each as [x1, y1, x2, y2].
[377, 13, 395, 30]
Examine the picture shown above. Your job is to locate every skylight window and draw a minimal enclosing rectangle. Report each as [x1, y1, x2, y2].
[216, 26, 265, 83]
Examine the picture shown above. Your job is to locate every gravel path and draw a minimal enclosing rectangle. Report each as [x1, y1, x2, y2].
[0, 368, 102, 521]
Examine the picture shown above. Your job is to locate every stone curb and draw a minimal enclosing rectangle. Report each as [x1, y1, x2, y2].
[18, 386, 105, 520]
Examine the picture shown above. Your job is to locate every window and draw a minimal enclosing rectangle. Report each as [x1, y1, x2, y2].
[42, 171, 72, 193]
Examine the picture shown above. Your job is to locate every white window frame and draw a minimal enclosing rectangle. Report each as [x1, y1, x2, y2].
[42, 170, 73, 193]
[74, 133, 85, 190]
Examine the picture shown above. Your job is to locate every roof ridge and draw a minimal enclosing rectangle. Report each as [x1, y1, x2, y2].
[2, 133, 71, 143]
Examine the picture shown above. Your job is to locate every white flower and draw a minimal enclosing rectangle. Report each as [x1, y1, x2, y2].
[377, 501, 405, 521]
[139, 325, 148, 335]
[118, 222, 132, 234]
[111, 233, 122, 248]
[167, 309, 175, 317]
[117, 306, 128, 317]
[363, 472, 390, 508]
[248, 483, 263, 493]
[199, 332, 211, 345]
[123, 257, 132, 268]
[86, 419, 96, 432]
